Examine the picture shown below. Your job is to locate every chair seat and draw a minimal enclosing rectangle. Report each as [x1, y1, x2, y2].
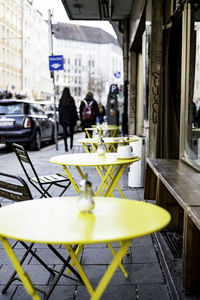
[31, 173, 70, 184]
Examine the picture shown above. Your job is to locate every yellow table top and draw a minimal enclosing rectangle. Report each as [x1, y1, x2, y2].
[85, 125, 119, 131]
[91, 124, 119, 128]
[78, 137, 138, 144]
[0, 197, 171, 244]
[50, 152, 140, 166]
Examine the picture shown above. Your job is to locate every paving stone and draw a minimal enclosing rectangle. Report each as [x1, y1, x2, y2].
[76, 284, 137, 300]
[49, 265, 83, 286]
[48, 285, 76, 300]
[30, 248, 69, 265]
[123, 189, 141, 200]
[0, 249, 30, 265]
[21, 264, 51, 285]
[137, 187, 145, 200]
[0, 264, 20, 284]
[137, 283, 171, 300]
[81, 247, 113, 265]
[132, 235, 154, 247]
[11, 285, 44, 300]
[110, 263, 165, 285]
[131, 246, 158, 263]
[0, 284, 17, 300]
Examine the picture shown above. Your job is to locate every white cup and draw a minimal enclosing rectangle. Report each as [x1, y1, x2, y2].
[117, 145, 133, 158]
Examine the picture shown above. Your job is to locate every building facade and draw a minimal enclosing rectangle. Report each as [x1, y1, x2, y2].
[53, 22, 123, 106]
[22, 0, 53, 99]
[0, 0, 23, 93]
[0, 0, 53, 99]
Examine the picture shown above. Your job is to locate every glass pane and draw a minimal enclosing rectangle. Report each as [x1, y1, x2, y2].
[0, 102, 22, 115]
[185, 7, 200, 166]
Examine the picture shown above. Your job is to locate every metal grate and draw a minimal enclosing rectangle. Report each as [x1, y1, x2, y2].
[162, 230, 183, 258]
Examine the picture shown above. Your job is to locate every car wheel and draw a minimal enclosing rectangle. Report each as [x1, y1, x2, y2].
[30, 130, 41, 151]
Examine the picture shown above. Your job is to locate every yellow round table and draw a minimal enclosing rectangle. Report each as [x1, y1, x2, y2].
[0, 197, 171, 300]
[50, 152, 141, 198]
[85, 125, 119, 138]
[78, 136, 139, 153]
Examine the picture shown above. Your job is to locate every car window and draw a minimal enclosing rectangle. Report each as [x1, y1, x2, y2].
[29, 104, 45, 115]
[0, 103, 23, 115]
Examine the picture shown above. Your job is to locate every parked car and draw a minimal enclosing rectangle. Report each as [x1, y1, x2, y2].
[39, 100, 63, 136]
[40, 100, 82, 133]
[0, 99, 56, 150]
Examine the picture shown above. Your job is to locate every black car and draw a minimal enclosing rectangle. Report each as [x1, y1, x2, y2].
[0, 99, 56, 150]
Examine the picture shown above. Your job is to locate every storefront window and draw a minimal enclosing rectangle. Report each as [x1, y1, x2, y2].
[184, 5, 200, 167]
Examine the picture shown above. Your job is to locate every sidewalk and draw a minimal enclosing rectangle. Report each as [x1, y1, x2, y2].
[0, 133, 173, 299]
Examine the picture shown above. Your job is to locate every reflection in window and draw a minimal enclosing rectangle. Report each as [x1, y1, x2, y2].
[185, 7, 200, 166]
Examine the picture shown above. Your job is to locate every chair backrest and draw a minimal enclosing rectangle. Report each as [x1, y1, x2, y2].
[12, 143, 40, 184]
[0, 172, 32, 205]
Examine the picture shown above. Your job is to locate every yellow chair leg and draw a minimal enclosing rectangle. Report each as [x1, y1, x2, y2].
[0, 237, 40, 300]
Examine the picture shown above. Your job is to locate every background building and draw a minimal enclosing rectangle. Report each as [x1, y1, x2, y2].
[0, 0, 53, 99]
[53, 22, 123, 106]
[0, 0, 23, 94]
[22, 0, 53, 99]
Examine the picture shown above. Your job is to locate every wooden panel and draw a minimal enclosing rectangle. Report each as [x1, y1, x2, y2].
[159, 173, 200, 208]
[183, 208, 200, 292]
[144, 160, 158, 199]
[144, 158, 196, 200]
[156, 177, 183, 230]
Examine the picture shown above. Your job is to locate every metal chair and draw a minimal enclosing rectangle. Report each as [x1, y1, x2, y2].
[0, 172, 82, 298]
[12, 143, 71, 198]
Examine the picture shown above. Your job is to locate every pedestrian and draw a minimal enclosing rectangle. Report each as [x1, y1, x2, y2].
[98, 101, 106, 124]
[58, 87, 78, 151]
[80, 91, 99, 137]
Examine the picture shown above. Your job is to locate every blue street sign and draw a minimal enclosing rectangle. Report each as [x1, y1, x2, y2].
[114, 71, 121, 78]
[49, 55, 64, 71]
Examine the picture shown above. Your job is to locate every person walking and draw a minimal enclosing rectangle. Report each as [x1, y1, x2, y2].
[98, 101, 106, 124]
[80, 91, 99, 137]
[59, 87, 78, 151]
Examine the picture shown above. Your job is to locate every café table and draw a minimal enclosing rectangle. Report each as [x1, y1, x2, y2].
[78, 136, 139, 153]
[85, 124, 119, 138]
[50, 152, 141, 198]
[0, 196, 171, 300]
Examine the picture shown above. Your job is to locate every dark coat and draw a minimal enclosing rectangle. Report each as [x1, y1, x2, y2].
[80, 97, 99, 128]
[59, 97, 78, 127]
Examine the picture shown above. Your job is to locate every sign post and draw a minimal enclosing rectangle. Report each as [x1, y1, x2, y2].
[48, 9, 63, 151]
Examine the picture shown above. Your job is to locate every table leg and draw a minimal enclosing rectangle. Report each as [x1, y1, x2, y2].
[85, 129, 91, 138]
[103, 165, 125, 198]
[104, 164, 127, 197]
[96, 166, 116, 197]
[107, 242, 129, 278]
[66, 245, 95, 296]
[62, 165, 80, 194]
[66, 244, 84, 275]
[93, 240, 131, 299]
[81, 142, 90, 153]
[66, 240, 131, 299]
[95, 165, 113, 196]
[0, 237, 40, 300]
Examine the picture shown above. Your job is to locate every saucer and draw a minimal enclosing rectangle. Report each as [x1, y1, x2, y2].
[116, 154, 137, 160]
